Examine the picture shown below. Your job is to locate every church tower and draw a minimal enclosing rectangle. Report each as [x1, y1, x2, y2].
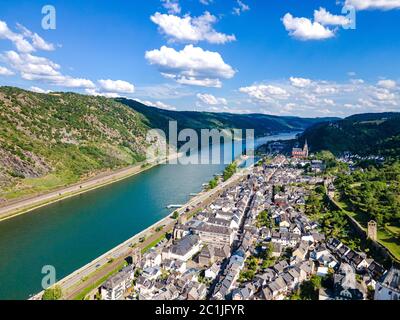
[303, 140, 309, 158]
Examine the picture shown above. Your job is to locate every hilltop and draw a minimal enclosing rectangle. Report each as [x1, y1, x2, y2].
[300, 112, 400, 157]
[0, 87, 148, 201]
[0, 86, 337, 202]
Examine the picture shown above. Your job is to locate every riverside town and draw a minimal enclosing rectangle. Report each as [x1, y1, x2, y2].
[0, 0, 399, 312]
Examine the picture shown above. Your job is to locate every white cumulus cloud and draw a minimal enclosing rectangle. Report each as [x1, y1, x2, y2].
[345, 0, 400, 10]
[377, 79, 397, 89]
[233, 0, 250, 16]
[145, 45, 236, 88]
[98, 79, 135, 93]
[282, 13, 335, 40]
[197, 93, 227, 105]
[2, 50, 60, 77]
[161, 0, 181, 14]
[373, 88, 396, 102]
[151, 12, 236, 44]
[239, 84, 289, 103]
[16, 23, 55, 51]
[0, 20, 35, 53]
[314, 7, 350, 26]
[0, 66, 14, 76]
[2, 50, 95, 89]
[238, 77, 399, 116]
[29, 86, 51, 94]
[135, 98, 177, 110]
[290, 77, 312, 88]
[85, 88, 123, 98]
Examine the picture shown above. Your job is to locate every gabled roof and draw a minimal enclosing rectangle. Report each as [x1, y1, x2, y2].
[170, 234, 200, 256]
[103, 265, 134, 290]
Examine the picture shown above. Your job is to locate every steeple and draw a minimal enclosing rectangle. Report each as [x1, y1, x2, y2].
[303, 139, 309, 157]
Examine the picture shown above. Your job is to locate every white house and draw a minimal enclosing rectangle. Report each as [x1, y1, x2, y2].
[205, 263, 220, 280]
[142, 266, 162, 280]
[143, 249, 162, 268]
[101, 265, 134, 300]
[162, 234, 201, 262]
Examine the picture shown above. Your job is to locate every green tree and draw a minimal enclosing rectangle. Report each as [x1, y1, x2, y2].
[172, 211, 179, 219]
[223, 163, 237, 181]
[299, 275, 322, 300]
[42, 285, 63, 300]
[208, 177, 218, 190]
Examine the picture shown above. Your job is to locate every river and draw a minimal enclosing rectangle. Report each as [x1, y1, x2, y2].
[0, 132, 298, 300]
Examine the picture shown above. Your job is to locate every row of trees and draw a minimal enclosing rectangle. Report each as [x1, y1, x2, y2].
[305, 184, 353, 245]
[335, 162, 400, 225]
[223, 162, 237, 181]
[208, 176, 219, 190]
[42, 285, 62, 300]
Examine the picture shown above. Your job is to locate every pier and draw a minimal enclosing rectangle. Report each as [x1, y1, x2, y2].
[166, 204, 184, 209]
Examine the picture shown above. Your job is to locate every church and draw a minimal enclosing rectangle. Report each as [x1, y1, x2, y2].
[292, 140, 309, 159]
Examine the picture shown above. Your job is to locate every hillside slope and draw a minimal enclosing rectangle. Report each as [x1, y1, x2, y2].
[301, 112, 400, 157]
[118, 98, 337, 137]
[0, 87, 148, 200]
[0, 86, 339, 202]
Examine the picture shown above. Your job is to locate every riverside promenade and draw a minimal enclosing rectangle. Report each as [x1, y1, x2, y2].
[30, 162, 254, 300]
[0, 152, 182, 222]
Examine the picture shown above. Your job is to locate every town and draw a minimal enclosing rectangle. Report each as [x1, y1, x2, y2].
[94, 150, 399, 301]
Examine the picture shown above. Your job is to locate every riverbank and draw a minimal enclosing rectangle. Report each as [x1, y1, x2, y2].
[0, 131, 299, 223]
[0, 152, 181, 223]
[30, 161, 254, 300]
[0, 133, 297, 300]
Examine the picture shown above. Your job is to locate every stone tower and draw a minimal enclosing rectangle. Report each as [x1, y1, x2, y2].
[367, 220, 377, 241]
[303, 140, 309, 158]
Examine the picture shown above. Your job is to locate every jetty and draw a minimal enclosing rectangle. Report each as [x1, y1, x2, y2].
[166, 204, 183, 209]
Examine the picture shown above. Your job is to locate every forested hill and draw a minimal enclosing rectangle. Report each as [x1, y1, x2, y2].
[0, 86, 148, 200]
[300, 112, 400, 157]
[0, 86, 337, 202]
[118, 98, 337, 137]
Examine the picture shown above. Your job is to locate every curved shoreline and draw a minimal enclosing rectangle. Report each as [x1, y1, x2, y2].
[30, 162, 253, 300]
[0, 153, 181, 223]
[0, 132, 299, 223]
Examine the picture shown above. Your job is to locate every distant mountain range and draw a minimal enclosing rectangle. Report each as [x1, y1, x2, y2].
[0, 86, 336, 201]
[300, 112, 400, 157]
[117, 98, 338, 138]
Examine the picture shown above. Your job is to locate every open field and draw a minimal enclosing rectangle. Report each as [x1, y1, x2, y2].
[379, 224, 400, 260]
[333, 197, 400, 261]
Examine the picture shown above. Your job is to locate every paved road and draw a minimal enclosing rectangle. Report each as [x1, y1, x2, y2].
[31, 167, 251, 300]
[0, 153, 182, 221]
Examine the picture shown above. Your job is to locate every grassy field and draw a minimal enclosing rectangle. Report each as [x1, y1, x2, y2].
[334, 196, 400, 261]
[72, 261, 126, 300]
[141, 233, 167, 254]
[379, 224, 400, 260]
[2, 173, 78, 200]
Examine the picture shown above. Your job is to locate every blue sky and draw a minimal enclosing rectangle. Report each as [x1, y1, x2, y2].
[0, 0, 399, 117]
